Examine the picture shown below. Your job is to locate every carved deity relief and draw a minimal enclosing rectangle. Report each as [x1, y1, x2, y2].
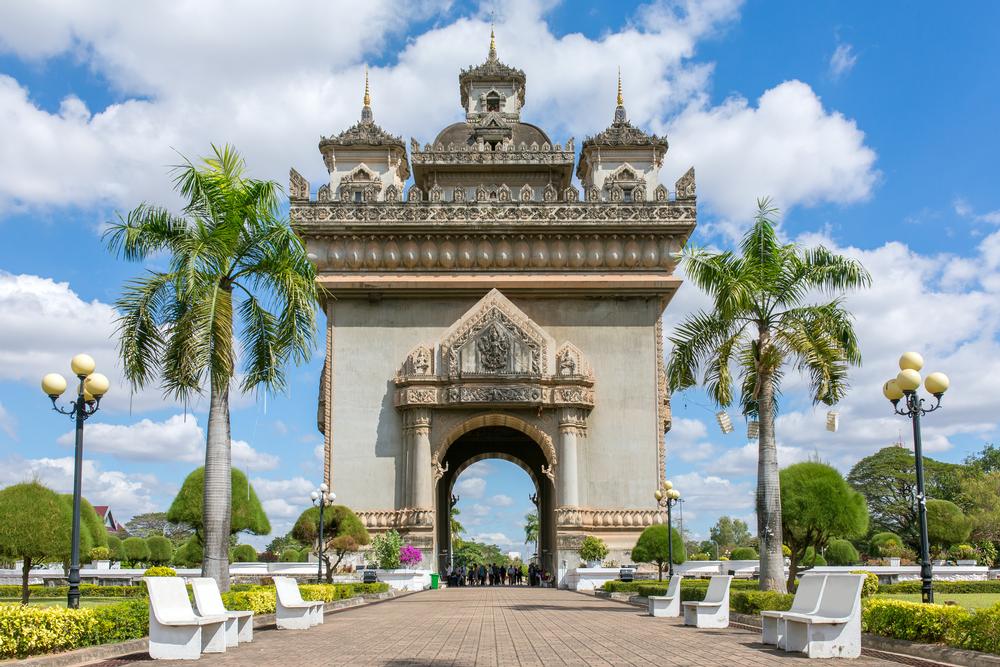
[476, 323, 511, 373]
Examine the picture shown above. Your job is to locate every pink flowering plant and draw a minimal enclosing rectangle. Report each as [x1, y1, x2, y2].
[399, 544, 423, 567]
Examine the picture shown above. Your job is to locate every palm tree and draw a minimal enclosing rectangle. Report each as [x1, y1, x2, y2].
[666, 199, 870, 592]
[450, 506, 464, 539]
[105, 145, 319, 591]
[523, 511, 539, 554]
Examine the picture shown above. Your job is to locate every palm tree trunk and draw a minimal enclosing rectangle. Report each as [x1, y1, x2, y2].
[757, 371, 787, 593]
[201, 376, 233, 591]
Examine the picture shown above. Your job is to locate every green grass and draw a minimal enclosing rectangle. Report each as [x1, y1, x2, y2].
[875, 593, 1000, 610]
[0, 597, 125, 608]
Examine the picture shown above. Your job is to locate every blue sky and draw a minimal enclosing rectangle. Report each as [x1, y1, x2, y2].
[0, 1, 998, 555]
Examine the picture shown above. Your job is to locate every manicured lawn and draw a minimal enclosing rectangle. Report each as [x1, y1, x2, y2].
[875, 592, 1000, 610]
[0, 597, 125, 608]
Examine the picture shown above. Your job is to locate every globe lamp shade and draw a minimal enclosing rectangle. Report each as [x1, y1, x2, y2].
[925, 372, 950, 395]
[882, 379, 904, 401]
[320, 483, 329, 493]
[41, 373, 67, 397]
[84, 372, 110, 398]
[669, 489, 681, 500]
[898, 351, 924, 372]
[662, 480, 673, 491]
[70, 353, 96, 377]
[310, 491, 319, 501]
[896, 368, 922, 392]
[654, 490, 663, 501]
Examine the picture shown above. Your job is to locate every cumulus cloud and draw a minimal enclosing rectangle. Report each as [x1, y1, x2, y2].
[829, 43, 858, 80]
[490, 494, 514, 507]
[664, 80, 878, 235]
[673, 471, 754, 512]
[456, 476, 487, 499]
[0, 401, 16, 440]
[56, 413, 279, 471]
[0, 455, 157, 517]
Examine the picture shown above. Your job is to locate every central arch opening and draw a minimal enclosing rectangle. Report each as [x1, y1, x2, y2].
[435, 425, 556, 580]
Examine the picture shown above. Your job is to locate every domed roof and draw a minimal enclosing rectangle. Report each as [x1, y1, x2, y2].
[432, 121, 551, 148]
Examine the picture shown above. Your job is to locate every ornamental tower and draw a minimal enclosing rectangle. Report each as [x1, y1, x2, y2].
[291, 33, 696, 579]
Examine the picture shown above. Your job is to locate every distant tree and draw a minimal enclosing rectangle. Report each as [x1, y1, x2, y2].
[869, 532, 904, 557]
[279, 547, 301, 563]
[264, 533, 302, 557]
[730, 546, 758, 560]
[125, 512, 194, 544]
[123, 536, 150, 565]
[369, 530, 403, 570]
[666, 200, 870, 593]
[960, 472, 1000, 542]
[107, 535, 125, 565]
[231, 544, 258, 562]
[297, 546, 311, 562]
[452, 540, 510, 568]
[965, 443, 1000, 474]
[781, 461, 868, 591]
[709, 516, 752, 552]
[523, 511, 539, 553]
[847, 446, 963, 547]
[926, 499, 973, 554]
[450, 506, 464, 538]
[146, 535, 174, 565]
[172, 537, 203, 567]
[166, 467, 270, 545]
[0, 482, 72, 603]
[631, 525, 685, 580]
[291, 505, 369, 582]
[59, 495, 108, 564]
[826, 539, 860, 565]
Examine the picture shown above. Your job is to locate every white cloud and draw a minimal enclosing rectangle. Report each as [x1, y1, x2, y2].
[0, 401, 16, 440]
[673, 471, 753, 512]
[829, 43, 857, 80]
[490, 494, 514, 507]
[470, 503, 491, 516]
[0, 455, 156, 518]
[56, 413, 279, 471]
[664, 80, 878, 235]
[471, 531, 513, 547]
[456, 476, 487, 499]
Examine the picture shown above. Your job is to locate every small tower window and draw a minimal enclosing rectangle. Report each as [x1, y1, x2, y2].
[486, 92, 501, 112]
[353, 190, 363, 203]
[623, 188, 633, 203]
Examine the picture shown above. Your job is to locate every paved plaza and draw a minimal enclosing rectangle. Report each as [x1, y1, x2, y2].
[113, 587, 907, 666]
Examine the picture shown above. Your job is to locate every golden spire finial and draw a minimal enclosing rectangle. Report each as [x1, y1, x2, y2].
[617, 67, 624, 107]
[489, 18, 497, 60]
[363, 65, 371, 107]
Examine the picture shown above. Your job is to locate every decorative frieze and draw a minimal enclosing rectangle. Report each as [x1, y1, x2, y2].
[304, 233, 683, 273]
[356, 509, 434, 529]
[394, 383, 594, 409]
[556, 507, 666, 529]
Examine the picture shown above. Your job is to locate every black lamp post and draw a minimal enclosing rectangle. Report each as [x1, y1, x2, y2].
[882, 352, 950, 604]
[310, 483, 335, 584]
[41, 354, 109, 609]
[654, 480, 681, 578]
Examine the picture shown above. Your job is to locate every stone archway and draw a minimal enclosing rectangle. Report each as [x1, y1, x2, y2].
[434, 423, 556, 576]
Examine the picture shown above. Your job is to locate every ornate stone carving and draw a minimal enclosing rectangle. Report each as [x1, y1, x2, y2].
[317, 183, 331, 202]
[655, 314, 668, 483]
[429, 184, 443, 203]
[519, 183, 533, 202]
[356, 509, 434, 529]
[654, 184, 669, 202]
[446, 385, 542, 403]
[675, 167, 696, 200]
[407, 185, 422, 202]
[632, 184, 646, 202]
[541, 464, 554, 483]
[497, 184, 512, 202]
[384, 183, 399, 202]
[289, 168, 309, 201]
[452, 186, 467, 203]
[401, 345, 434, 376]
[432, 413, 559, 473]
[432, 459, 448, 481]
[555, 342, 592, 378]
[585, 186, 600, 202]
[476, 184, 489, 202]
[555, 507, 666, 529]
[543, 183, 558, 202]
[564, 185, 579, 202]
[475, 323, 511, 373]
[609, 184, 623, 203]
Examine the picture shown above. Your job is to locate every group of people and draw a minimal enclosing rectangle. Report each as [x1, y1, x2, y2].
[445, 562, 552, 587]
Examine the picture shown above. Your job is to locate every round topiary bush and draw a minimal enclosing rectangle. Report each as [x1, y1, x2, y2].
[730, 547, 758, 560]
[146, 536, 174, 566]
[143, 566, 177, 577]
[122, 537, 150, 565]
[826, 539, 860, 565]
[578, 536, 609, 564]
[870, 531, 903, 557]
[280, 548, 300, 562]
[232, 544, 258, 562]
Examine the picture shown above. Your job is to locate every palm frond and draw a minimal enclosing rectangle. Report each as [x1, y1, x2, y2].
[114, 271, 175, 388]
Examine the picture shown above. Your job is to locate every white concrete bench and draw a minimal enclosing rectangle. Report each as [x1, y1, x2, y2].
[681, 575, 732, 628]
[760, 573, 826, 647]
[145, 576, 228, 660]
[273, 576, 325, 630]
[647, 574, 682, 617]
[781, 573, 865, 659]
[191, 577, 253, 647]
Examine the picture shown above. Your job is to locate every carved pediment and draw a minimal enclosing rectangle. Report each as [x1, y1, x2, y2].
[439, 289, 553, 377]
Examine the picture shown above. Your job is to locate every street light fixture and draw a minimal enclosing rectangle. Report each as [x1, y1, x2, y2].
[41, 354, 109, 609]
[310, 483, 335, 584]
[654, 480, 682, 578]
[882, 351, 950, 604]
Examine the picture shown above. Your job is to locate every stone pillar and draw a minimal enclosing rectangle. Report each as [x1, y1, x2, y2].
[406, 408, 433, 509]
[558, 408, 586, 507]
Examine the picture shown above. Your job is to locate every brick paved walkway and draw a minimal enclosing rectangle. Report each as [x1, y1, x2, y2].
[125, 587, 901, 666]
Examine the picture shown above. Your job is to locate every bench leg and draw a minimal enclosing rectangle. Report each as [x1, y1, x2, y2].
[237, 615, 254, 643]
[277, 604, 313, 630]
[312, 603, 325, 625]
[761, 616, 779, 645]
[148, 618, 202, 660]
[804, 618, 860, 659]
[783, 620, 809, 653]
[201, 620, 227, 654]
[223, 617, 239, 647]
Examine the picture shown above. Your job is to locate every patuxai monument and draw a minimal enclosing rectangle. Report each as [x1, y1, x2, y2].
[290, 33, 696, 578]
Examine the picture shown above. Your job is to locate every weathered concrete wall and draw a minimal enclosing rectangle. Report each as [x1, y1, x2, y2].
[327, 293, 661, 514]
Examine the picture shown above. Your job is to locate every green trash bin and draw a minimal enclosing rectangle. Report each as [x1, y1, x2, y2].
[430, 573, 440, 589]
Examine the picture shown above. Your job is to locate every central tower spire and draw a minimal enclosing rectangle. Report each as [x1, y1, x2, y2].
[489, 21, 497, 60]
[614, 67, 627, 124]
[361, 65, 373, 122]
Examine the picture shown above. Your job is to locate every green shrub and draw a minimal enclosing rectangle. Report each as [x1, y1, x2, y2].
[143, 566, 176, 577]
[219, 582, 390, 615]
[107, 535, 124, 562]
[232, 544, 258, 562]
[949, 544, 978, 561]
[952, 603, 1000, 654]
[826, 539, 860, 565]
[862, 598, 968, 643]
[298, 546, 312, 562]
[146, 536, 174, 566]
[578, 536, 609, 563]
[221, 588, 276, 614]
[731, 591, 794, 614]
[850, 570, 879, 597]
[279, 548, 300, 562]
[122, 537, 149, 565]
[879, 580, 1000, 594]
[370, 530, 403, 569]
[802, 547, 826, 566]
[0, 599, 149, 659]
[782, 544, 792, 557]
[89, 547, 112, 561]
[0, 584, 146, 599]
[689, 553, 709, 561]
[89, 599, 148, 644]
[730, 547, 758, 560]
[870, 532, 903, 557]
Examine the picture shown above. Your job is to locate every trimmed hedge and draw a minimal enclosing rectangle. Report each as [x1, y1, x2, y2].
[879, 580, 1000, 594]
[863, 599, 1000, 654]
[730, 591, 794, 614]
[221, 582, 389, 615]
[0, 584, 146, 599]
[0, 599, 148, 659]
[601, 578, 759, 595]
